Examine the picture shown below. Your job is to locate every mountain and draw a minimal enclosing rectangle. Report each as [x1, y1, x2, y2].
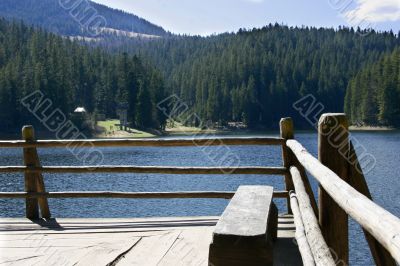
[105, 25, 400, 128]
[345, 48, 400, 127]
[0, 0, 167, 37]
[0, 19, 167, 132]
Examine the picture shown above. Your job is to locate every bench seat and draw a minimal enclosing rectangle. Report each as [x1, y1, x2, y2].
[209, 185, 278, 266]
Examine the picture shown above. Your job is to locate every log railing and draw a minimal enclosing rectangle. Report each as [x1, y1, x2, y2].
[0, 126, 290, 221]
[281, 114, 400, 266]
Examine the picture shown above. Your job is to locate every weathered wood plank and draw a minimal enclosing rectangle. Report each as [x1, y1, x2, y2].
[287, 139, 400, 264]
[157, 228, 212, 266]
[209, 186, 278, 265]
[115, 231, 181, 266]
[0, 216, 300, 265]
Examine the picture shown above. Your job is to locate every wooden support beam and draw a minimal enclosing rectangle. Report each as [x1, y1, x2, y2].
[22, 126, 51, 219]
[348, 142, 396, 266]
[22, 126, 40, 219]
[318, 113, 349, 264]
[290, 168, 335, 266]
[280, 117, 295, 214]
[280, 118, 318, 216]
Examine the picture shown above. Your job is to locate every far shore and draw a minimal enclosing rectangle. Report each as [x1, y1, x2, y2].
[0, 122, 397, 140]
[349, 126, 396, 131]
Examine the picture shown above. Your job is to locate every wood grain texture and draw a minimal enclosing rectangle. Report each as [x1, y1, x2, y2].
[116, 231, 181, 266]
[21, 126, 51, 219]
[209, 186, 277, 266]
[318, 113, 349, 264]
[289, 191, 316, 266]
[0, 216, 300, 265]
[287, 139, 400, 264]
[280, 117, 295, 214]
[22, 126, 39, 219]
[290, 168, 335, 266]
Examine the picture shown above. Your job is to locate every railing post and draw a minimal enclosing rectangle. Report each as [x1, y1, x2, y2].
[22, 126, 51, 219]
[280, 118, 295, 214]
[318, 113, 349, 264]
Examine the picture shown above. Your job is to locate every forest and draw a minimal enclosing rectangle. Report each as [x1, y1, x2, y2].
[0, 19, 167, 133]
[0, 15, 400, 132]
[345, 48, 400, 127]
[106, 25, 400, 128]
[0, 0, 167, 37]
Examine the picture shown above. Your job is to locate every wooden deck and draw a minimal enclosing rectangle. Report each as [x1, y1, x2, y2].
[0, 215, 300, 266]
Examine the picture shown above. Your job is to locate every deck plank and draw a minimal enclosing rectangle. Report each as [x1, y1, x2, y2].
[157, 228, 213, 266]
[0, 216, 300, 266]
[116, 231, 181, 266]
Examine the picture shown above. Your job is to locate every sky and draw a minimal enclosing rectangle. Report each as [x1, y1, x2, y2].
[91, 0, 400, 35]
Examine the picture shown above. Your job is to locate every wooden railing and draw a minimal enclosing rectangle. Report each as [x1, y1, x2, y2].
[1, 114, 399, 265]
[0, 126, 290, 221]
[281, 114, 400, 266]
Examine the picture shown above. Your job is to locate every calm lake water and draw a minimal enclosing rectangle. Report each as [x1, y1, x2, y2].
[0, 131, 399, 265]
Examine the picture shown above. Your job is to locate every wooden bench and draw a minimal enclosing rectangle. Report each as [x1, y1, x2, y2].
[209, 185, 278, 266]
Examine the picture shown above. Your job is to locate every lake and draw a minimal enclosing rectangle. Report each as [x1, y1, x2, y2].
[0, 131, 399, 265]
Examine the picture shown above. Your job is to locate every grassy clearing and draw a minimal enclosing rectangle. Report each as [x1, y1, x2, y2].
[165, 121, 217, 135]
[96, 119, 155, 138]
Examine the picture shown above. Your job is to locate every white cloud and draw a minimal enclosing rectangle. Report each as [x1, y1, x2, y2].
[344, 0, 400, 25]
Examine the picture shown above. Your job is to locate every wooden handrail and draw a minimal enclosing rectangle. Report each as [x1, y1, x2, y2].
[287, 139, 400, 263]
[0, 137, 284, 148]
[289, 192, 316, 266]
[0, 166, 287, 175]
[0, 191, 289, 199]
[290, 167, 335, 266]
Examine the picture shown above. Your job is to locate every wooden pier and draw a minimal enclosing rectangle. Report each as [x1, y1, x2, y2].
[0, 215, 300, 265]
[0, 113, 399, 265]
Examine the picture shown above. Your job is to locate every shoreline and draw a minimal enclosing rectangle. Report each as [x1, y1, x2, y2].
[349, 126, 396, 131]
[0, 125, 397, 140]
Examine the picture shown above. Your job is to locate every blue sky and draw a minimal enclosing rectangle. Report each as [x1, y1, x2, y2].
[92, 0, 400, 35]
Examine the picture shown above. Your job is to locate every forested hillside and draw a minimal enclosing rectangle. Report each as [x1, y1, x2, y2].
[112, 25, 400, 128]
[0, 0, 166, 37]
[0, 19, 167, 132]
[345, 48, 400, 127]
